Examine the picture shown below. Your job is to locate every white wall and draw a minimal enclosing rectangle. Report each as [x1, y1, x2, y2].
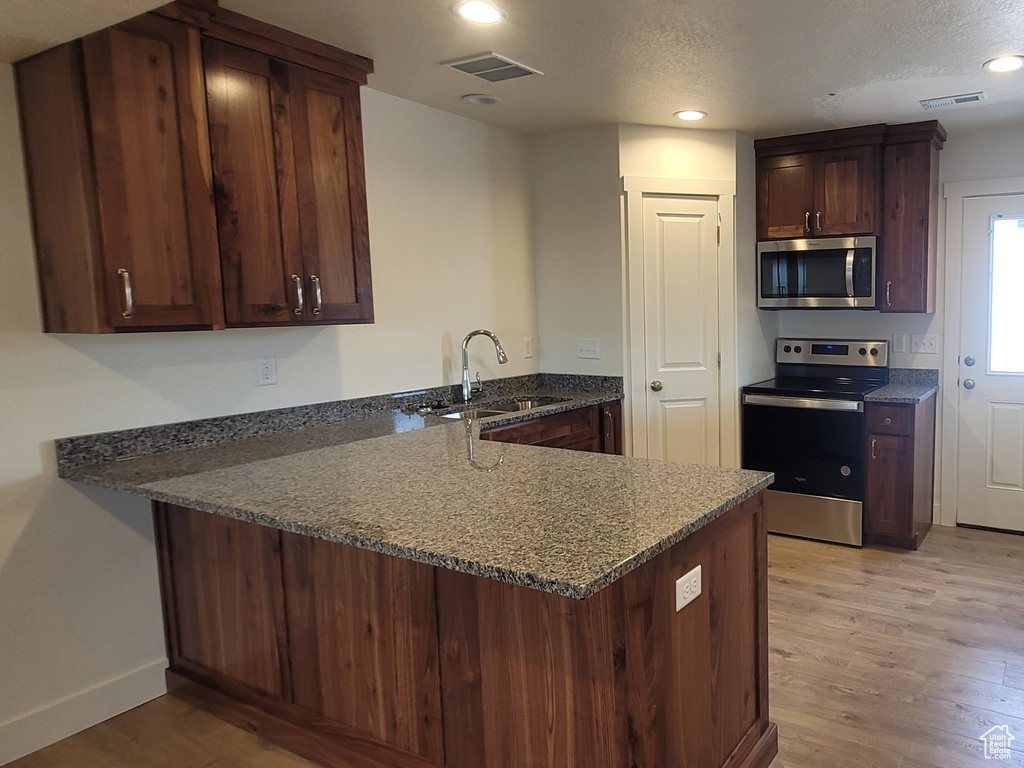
[777, 122, 1024, 519]
[530, 126, 622, 375]
[0, 73, 538, 764]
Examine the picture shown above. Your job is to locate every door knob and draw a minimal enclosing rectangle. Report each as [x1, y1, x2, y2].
[964, 355, 976, 367]
[964, 378, 976, 390]
[650, 380, 663, 392]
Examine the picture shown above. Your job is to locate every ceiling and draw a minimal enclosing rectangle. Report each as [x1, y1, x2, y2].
[4, 0, 1024, 137]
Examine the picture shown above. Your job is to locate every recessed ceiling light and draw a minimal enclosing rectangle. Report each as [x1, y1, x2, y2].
[462, 93, 502, 106]
[674, 110, 707, 121]
[984, 55, 1024, 73]
[456, 1, 505, 24]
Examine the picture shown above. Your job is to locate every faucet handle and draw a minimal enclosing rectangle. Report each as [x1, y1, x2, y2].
[471, 371, 483, 395]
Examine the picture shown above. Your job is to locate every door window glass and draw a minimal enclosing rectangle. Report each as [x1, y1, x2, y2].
[991, 218, 1024, 373]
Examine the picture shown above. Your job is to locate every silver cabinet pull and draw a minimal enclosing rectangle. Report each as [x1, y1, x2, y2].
[885, 280, 892, 308]
[117, 268, 133, 319]
[816, 211, 822, 232]
[650, 380, 663, 392]
[964, 378, 976, 390]
[871, 438, 877, 460]
[291, 274, 304, 316]
[804, 212, 811, 233]
[310, 274, 322, 316]
[964, 355, 976, 367]
[883, 417, 892, 425]
[603, 408, 613, 441]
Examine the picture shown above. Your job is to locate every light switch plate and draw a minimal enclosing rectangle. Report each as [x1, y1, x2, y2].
[256, 356, 278, 386]
[675, 565, 702, 611]
[577, 338, 600, 360]
[911, 334, 939, 355]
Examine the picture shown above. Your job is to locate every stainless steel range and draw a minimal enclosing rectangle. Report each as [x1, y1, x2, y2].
[741, 339, 889, 546]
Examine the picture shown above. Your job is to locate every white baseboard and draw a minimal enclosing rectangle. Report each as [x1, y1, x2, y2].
[0, 658, 167, 766]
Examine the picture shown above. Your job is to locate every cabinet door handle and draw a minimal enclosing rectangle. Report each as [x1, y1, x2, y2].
[805, 212, 811, 233]
[883, 417, 892, 425]
[815, 211, 822, 232]
[603, 408, 613, 440]
[310, 274, 322, 316]
[117, 268, 133, 319]
[871, 438, 877, 460]
[885, 280, 892, 308]
[291, 274, 304, 316]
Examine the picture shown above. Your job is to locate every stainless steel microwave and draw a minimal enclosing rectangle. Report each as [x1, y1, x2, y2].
[758, 236, 877, 309]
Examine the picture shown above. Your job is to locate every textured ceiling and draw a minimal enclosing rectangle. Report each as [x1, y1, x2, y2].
[4, 0, 1024, 137]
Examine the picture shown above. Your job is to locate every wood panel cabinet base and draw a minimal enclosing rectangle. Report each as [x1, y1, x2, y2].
[154, 493, 773, 768]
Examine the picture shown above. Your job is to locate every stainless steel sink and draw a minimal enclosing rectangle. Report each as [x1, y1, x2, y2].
[438, 396, 569, 420]
[439, 409, 506, 420]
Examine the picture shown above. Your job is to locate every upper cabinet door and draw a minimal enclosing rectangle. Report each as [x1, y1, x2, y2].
[813, 146, 880, 236]
[291, 69, 374, 324]
[204, 40, 306, 326]
[757, 153, 815, 240]
[81, 16, 222, 329]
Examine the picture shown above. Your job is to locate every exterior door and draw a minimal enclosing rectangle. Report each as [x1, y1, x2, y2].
[957, 194, 1024, 531]
[642, 195, 721, 465]
[82, 16, 222, 328]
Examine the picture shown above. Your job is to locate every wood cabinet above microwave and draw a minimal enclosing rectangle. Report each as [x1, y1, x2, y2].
[15, 1, 374, 333]
[755, 121, 946, 313]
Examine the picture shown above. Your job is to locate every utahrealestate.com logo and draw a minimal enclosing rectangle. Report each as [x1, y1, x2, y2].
[980, 725, 1015, 760]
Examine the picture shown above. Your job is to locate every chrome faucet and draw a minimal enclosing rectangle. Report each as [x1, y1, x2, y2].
[461, 329, 508, 402]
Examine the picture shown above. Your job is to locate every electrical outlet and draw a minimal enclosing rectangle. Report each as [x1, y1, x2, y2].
[892, 334, 906, 354]
[256, 356, 278, 386]
[911, 334, 939, 355]
[523, 337, 533, 359]
[675, 565, 702, 611]
[577, 338, 600, 360]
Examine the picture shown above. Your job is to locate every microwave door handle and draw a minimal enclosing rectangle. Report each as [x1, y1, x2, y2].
[845, 249, 855, 298]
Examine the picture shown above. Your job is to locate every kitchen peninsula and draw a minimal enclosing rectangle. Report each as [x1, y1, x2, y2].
[58, 382, 777, 768]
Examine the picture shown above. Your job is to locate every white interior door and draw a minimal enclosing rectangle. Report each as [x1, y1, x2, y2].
[642, 194, 721, 465]
[957, 194, 1024, 531]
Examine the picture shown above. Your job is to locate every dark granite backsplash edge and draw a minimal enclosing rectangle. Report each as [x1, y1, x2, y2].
[55, 373, 623, 474]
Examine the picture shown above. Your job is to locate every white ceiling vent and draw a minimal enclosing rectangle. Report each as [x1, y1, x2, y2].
[445, 52, 543, 82]
[919, 91, 986, 110]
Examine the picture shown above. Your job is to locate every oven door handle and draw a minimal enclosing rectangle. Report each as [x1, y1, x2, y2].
[845, 248, 855, 298]
[742, 394, 864, 412]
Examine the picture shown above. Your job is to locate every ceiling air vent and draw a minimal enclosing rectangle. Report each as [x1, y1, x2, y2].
[919, 91, 986, 110]
[445, 52, 543, 82]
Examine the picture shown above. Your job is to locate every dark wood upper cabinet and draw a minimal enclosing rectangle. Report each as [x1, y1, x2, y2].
[814, 145, 880, 236]
[757, 153, 815, 240]
[15, 1, 374, 333]
[18, 16, 223, 332]
[880, 124, 945, 313]
[755, 121, 944, 313]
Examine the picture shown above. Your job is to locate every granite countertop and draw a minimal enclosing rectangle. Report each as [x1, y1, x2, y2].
[864, 368, 939, 404]
[59, 383, 771, 599]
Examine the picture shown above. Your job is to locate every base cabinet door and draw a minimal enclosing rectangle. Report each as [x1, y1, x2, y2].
[866, 433, 913, 539]
[481, 402, 624, 455]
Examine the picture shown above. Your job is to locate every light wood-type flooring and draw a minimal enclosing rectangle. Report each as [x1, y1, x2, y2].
[9, 526, 1024, 768]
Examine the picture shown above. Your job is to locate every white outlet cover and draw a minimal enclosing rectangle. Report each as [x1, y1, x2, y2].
[675, 564, 702, 611]
[523, 337, 533, 359]
[892, 333, 906, 354]
[256, 356, 278, 386]
[577, 338, 600, 360]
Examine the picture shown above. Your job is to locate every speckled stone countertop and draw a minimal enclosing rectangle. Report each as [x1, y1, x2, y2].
[865, 368, 939, 404]
[59, 389, 771, 599]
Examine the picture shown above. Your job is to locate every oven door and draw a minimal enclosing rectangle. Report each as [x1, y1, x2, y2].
[758, 236, 876, 309]
[741, 394, 865, 500]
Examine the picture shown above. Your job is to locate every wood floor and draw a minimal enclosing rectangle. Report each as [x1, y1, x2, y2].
[9, 526, 1024, 768]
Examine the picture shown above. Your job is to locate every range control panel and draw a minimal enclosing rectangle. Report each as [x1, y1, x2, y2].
[776, 339, 889, 367]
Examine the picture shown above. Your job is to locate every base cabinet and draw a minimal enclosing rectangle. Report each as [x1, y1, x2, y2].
[480, 401, 623, 455]
[153, 492, 776, 768]
[864, 397, 936, 549]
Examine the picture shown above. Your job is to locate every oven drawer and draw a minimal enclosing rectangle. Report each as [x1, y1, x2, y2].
[866, 403, 912, 436]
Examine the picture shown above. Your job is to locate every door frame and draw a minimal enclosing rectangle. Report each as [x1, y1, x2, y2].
[621, 176, 738, 466]
[940, 176, 1024, 527]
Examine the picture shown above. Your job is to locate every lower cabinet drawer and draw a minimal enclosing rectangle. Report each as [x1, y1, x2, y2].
[867, 403, 913, 436]
[480, 401, 623, 455]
